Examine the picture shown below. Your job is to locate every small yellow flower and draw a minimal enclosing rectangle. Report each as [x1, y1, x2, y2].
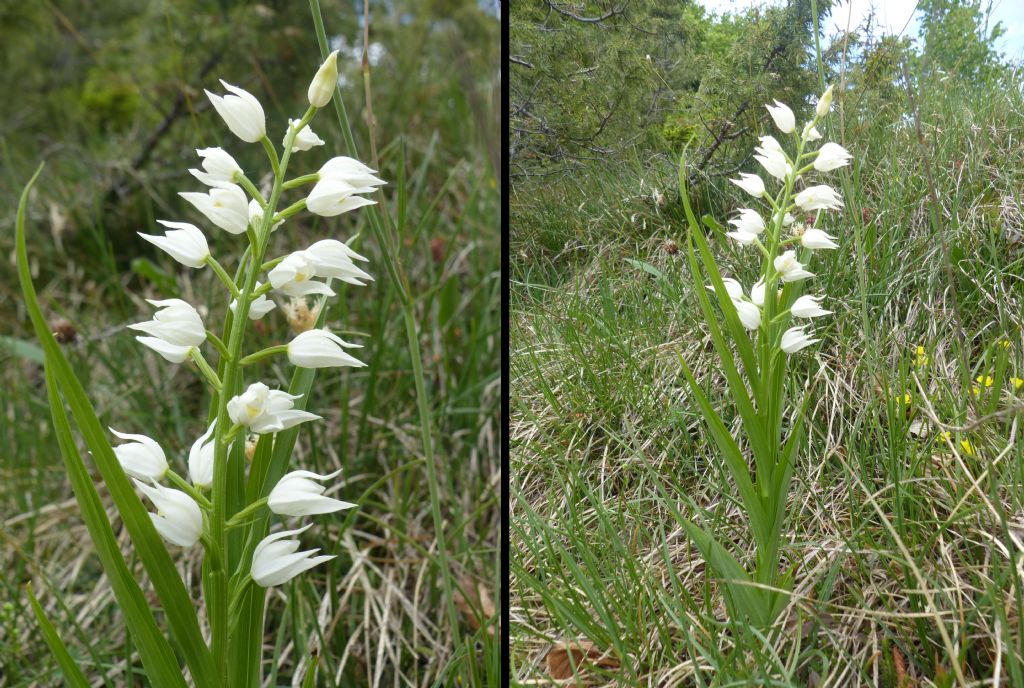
[999, 339, 1011, 350]
[1011, 377, 1023, 391]
[893, 391, 911, 404]
[960, 439, 975, 456]
[971, 385, 981, 398]
[976, 375, 994, 387]
[913, 345, 928, 367]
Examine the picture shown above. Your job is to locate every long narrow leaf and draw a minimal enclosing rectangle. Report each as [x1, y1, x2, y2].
[26, 585, 92, 688]
[15, 165, 216, 686]
[678, 157, 761, 397]
[683, 233, 774, 484]
[676, 353, 771, 551]
[43, 368, 186, 687]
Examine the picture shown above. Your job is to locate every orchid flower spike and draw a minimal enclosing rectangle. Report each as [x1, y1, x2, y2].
[133, 479, 203, 547]
[180, 184, 250, 235]
[287, 329, 366, 369]
[226, 382, 321, 435]
[251, 524, 335, 587]
[205, 80, 266, 143]
[139, 221, 210, 268]
[268, 469, 356, 516]
[110, 429, 168, 481]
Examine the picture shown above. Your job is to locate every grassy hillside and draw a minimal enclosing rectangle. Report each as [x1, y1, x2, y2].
[511, 41, 1024, 688]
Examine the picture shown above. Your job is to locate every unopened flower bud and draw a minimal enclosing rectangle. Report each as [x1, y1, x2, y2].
[308, 50, 339, 108]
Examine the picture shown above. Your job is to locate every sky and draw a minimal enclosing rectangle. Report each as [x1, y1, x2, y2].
[696, 0, 1024, 62]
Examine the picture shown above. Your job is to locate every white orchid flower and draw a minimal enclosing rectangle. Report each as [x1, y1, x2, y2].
[773, 250, 815, 282]
[268, 469, 356, 517]
[251, 524, 335, 587]
[205, 80, 266, 143]
[110, 428, 168, 481]
[815, 85, 834, 119]
[287, 329, 365, 369]
[813, 142, 852, 172]
[729, 173, 765, 198]
[318, 157, 386, 188]
[781, 326, 819, 354]
[189, 147, 242, 187]
[305, 179, 378, 217]
[728, 209, 765, 235]
[766, 99, 795, 133]
[226, 382, 320, 435]
[139, 221, 210, 268]
[285, 119, 325, 152]
[304, 239, 372, 285]
[188, 422, 216, 488]
[133, 479, 203, 547]
[180, 184, 249, 235]
[229, 281, 276, 320]
[268, 251, 336, 298]
[795, 185, 843, 211]
[732, 299, 762, 331]
[791, 295, 831, 318]
[801, 228, 838, 249]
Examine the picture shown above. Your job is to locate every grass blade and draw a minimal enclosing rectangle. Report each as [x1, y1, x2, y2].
[26, 585, 91, 688]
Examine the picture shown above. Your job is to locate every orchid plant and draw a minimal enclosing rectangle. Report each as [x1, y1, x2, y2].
[18, 51, 380, 686]
[675, 86, 847, 628]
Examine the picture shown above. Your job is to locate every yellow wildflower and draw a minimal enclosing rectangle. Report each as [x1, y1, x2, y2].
[913, 345, 928, 366]
[971, 385, 981, 398]
[960, 439, 975, 456]
[1011, 377, 1023, 391]
[999, 339, 1011, 350]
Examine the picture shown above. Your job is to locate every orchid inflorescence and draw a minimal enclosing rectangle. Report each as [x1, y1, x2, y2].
[113, 52, 375, 594]
[676, 85, 849, 628]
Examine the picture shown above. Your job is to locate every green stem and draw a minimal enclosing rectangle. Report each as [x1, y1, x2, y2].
[166, 470, 213, 510]
[239, 345, 288, 366]
[191, 349, 222, 391]
[236, 174, 266, 207]
[205, 331, 231, 361]
[261, 138, 280, 178]
[226, 498, 267, 529]
[208, 107, 315, 684]
[283, 173, 320, 190]
[274, 199, 307, 222]
[208, 256, 241, 299]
